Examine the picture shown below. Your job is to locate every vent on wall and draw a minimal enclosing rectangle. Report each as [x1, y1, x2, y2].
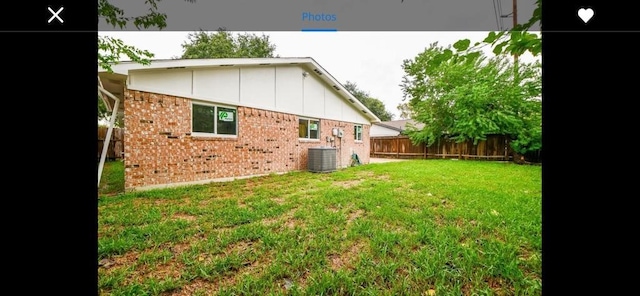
[308, 147, 337, 173]
[332, 85, 340, 91]
[313, 69, 323, 75]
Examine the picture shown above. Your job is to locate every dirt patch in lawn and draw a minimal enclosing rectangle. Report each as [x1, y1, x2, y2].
[375, 174, 391, 181]
[485, 276, 514, 296]
[224, 240, 257, 255]
[172, 213, 197, 222]
[347, 209, 365, 225]
[271, 197, 286, 205]
[132, 198, 186, 207]
[284, 216, 305, 229]
[99, 248, 185, 286]
[261, 208, 298, 227]
[99, 250, 140, 270]
[154, 199, 172, 206]
[167, 251, 273, 296]
[335, 180, 363, 188]
[356, 171, 375, 177]
[328, 240, 368, 271]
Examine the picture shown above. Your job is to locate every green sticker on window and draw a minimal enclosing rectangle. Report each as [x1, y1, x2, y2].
[310, 123, 318, 130]
[218, 110, 234, 122]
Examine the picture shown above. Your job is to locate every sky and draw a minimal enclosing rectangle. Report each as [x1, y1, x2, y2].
[98, 31, 540, 120]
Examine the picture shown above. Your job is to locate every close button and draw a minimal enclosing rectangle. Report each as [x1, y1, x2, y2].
[48, 6, 64, 24]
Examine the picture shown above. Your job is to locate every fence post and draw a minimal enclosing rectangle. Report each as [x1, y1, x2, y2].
[396, 137, 399, 159]
[504, 137, 509, 161]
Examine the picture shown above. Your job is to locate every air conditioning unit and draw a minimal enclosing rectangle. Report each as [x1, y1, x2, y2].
[308, 146, 337, 172]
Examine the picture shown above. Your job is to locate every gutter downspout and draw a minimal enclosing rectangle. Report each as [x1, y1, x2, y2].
[97, 83, 120, 188]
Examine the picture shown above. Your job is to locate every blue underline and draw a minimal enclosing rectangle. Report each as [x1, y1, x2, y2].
[301, 28, 337, 32]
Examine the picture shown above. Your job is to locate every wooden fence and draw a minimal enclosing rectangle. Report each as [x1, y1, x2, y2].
[370, 134, 521, 161]
[98, 126, 124, 160]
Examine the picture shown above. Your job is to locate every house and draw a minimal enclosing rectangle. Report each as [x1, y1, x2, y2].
[370, 119, 424, 137]
[98, 58, 381, 191]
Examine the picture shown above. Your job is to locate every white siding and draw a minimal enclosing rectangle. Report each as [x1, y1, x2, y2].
[324, 88, 344, 122]
[192, 68, 239, 102]
[127, 64, 373, 124]
[129, 70, 192, 96]
[275, 66, 303, 115]
[303, 74, 325, 118]
[240, 67, 276, 110]
[343, 101, 367, 125]
[371, 124, 400, 137]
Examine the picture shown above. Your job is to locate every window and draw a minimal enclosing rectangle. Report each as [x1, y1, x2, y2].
[299, 118, 320, 139]
[192, 102, 237, 136]
[354, 125, 363, 141]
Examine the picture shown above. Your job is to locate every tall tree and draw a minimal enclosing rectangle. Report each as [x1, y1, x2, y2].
[181, 29, 277, 59]
[396, 1, 542, 123]
[401, 42, 541, 155]
[463, 0, 541, 58]
[343, 81, 395, 121]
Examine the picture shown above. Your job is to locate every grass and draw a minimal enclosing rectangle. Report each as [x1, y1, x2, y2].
[98, 159, 542, 295]
[99, 160, 125, 196]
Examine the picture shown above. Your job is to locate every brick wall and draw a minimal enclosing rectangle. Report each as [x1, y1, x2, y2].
[123, 90, 370, 190]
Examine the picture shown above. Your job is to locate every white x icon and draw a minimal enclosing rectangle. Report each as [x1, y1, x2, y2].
[48, 6, 64, 24]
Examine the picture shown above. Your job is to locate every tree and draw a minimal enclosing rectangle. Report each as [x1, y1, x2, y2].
[464, 0, 541, 58]
[396, 102, 414, 120]
[181, 29, 277, 59]
[400, 42, 541, 155]
[98, 0, 196, 125]
[396, 1, 541, 121]
[98, 0, 197, 72]
[343, 81, 395, 121]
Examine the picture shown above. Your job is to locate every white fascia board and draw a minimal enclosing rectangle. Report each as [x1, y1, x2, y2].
[101, 58, 313, 74]
[100, 57, 382, 124]
[307, 58, 381, 123]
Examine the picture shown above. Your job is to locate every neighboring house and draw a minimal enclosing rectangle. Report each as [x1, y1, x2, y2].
[98, 58, 381, 191]
[370, 119, 424, 137]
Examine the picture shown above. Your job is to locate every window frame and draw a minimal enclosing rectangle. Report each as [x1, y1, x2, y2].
[354, 124, 363, 142]
[299, 117, 321, 140]
[191, 101, 238, 138]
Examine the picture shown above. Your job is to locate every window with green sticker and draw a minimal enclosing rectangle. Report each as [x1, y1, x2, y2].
[192, 102, 237, 136]
[299, 118, 320, 140]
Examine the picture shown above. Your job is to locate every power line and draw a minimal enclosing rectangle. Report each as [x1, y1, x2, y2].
[497, 0, 505, 30]
[492, 0, 501, 31]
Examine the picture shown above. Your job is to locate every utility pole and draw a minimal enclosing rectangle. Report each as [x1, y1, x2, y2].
[512, 0, 519, 83]
[512, 0, 518, 63]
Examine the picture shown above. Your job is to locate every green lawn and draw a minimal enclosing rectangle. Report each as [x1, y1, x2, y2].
[99, 160, 125, 196]
[98, 159, 542, 296]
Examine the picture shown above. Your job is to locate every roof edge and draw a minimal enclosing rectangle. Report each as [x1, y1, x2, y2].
[98, 57, 382, 123]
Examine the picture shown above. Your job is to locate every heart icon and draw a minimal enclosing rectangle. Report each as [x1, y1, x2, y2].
[578, 8, 594, 24]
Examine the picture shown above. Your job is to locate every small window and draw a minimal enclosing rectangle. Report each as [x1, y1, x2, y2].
[192, 102, 237, 136]
[354, 125, 363, 141]
[299, 118, 320, 139]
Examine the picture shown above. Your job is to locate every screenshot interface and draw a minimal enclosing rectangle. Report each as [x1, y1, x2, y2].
[7, 0, 632, 295]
